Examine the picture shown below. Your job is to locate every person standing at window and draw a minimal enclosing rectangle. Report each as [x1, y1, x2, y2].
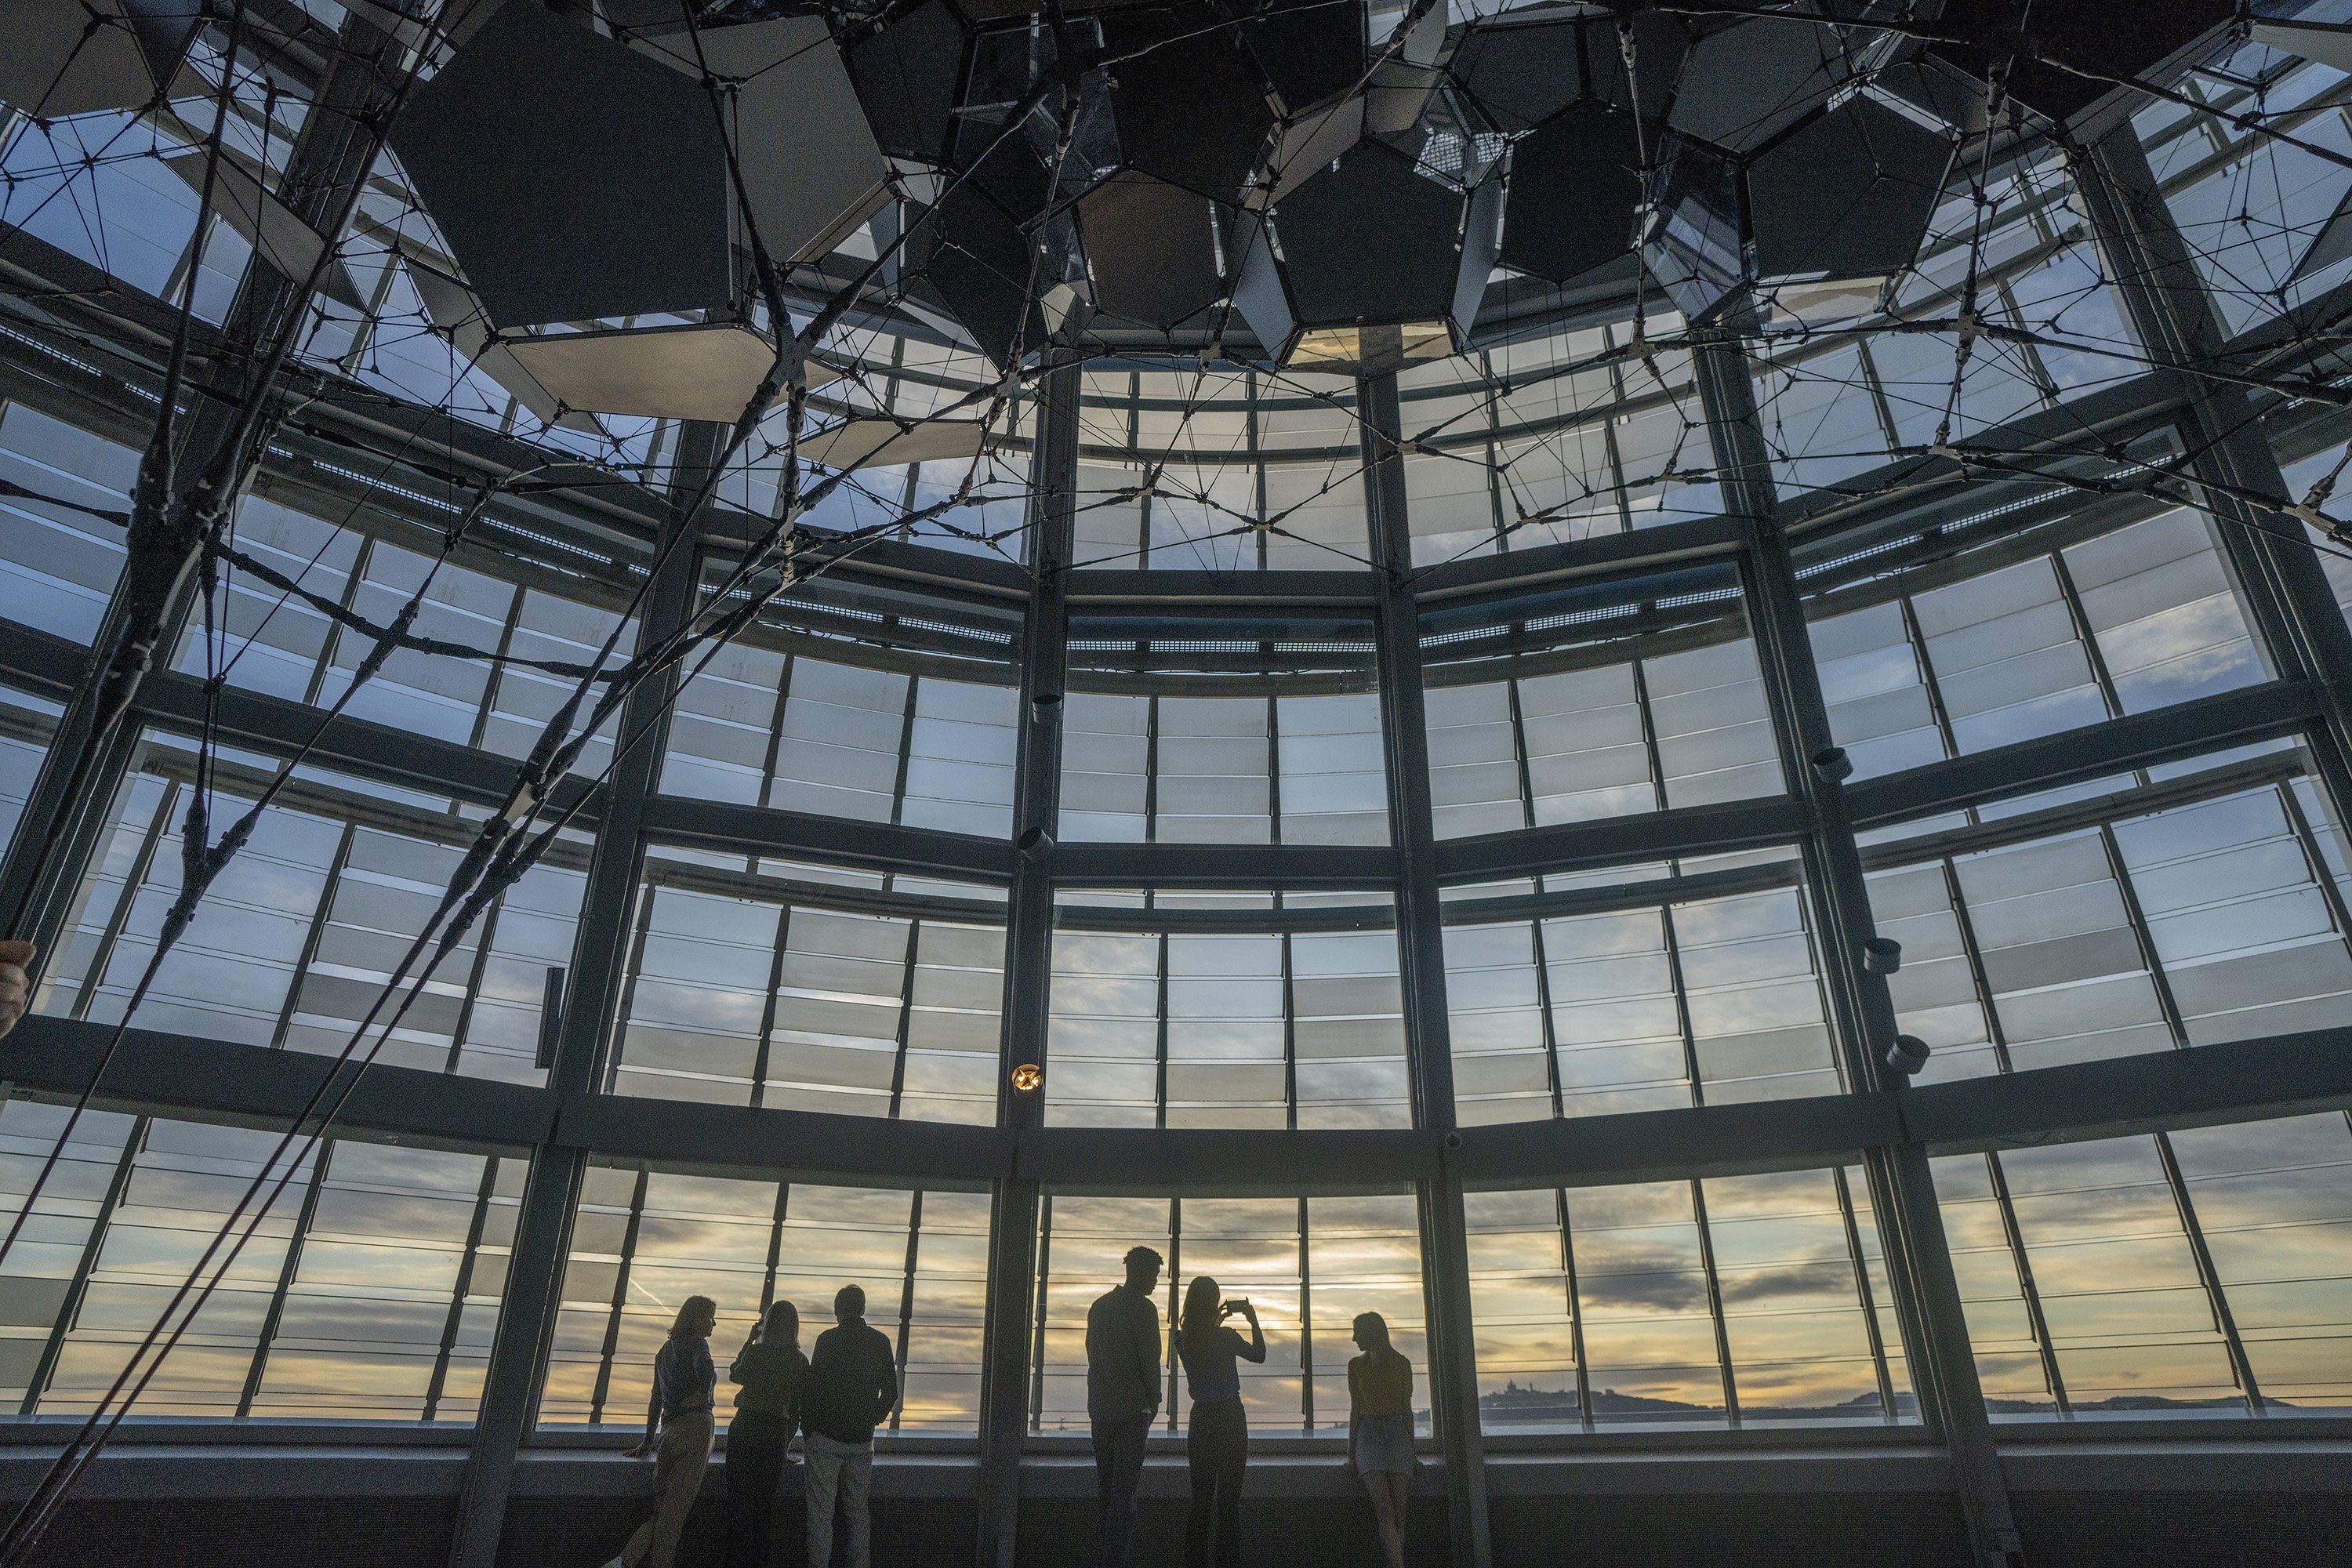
[1176, 1276, 1262, 1568]
[604, 1294, 717, 1568]
[728, 1298, 808, 1568]
[1086, 1246, 1164, 1568]
[1343, 1312, 1415, 1568]
[802, 1283, 898, 1568]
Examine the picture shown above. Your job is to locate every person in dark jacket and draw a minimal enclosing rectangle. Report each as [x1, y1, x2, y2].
[603, 1295, 717, 1568]
[728, 1298, 809, 1568]
[1085, 1246, 1163, 1568]
[1178, 1275, 1263, 1568]
[802, 1284, 898, 1568]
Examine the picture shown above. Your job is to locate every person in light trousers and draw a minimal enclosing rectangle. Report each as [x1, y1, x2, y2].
[802, 1283, 898, 1568]
[604, 1294, 718, 1568]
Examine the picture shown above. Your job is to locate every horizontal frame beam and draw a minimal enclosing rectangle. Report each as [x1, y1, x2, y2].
[10, 1014, 2346, 1195]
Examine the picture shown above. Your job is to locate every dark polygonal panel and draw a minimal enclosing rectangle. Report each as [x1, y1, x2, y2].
[1450, 14, 1586, 132]
[1218, 0, 1364, 113]
[1454, 10, 1688, 134]
[389, 0, 733, 329]
[1930, 0, 2235, 129]
[2, 0, 201, 120]
[840, 0, 974, 166]
[1497, 100, 1643, 285]
[1076, 171, 1229, 330]
[1667, 11, 1855, 155]
[1641, 135, 1748, 324]
[1232, 141, 1498, 364]
[1101, 5, 1276, 201]
[1748, 96, 1951, 281]
[678, 17, 892, 264]
[1273, 143, 1471, 323]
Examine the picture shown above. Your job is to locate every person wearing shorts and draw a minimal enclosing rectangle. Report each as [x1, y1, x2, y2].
[1343, 1312, 1414, 1568]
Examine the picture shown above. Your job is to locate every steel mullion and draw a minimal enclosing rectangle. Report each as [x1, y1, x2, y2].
[463, 583, 527, 754]
[750, 905, 792, 1110]
[423, 1156, 503, 1423]
[1153, 930, 1171, 1131]
[2273, 777, 2352, 949]
[1552, 1189, 1594, 1433]
[599, 884, 662, 1096]
[1896, 593, 1963, 769]
[301, 538, 373, 713]
[1296, 1194, 1313, 1432]
[887, 647, 922, 828]
[885, 914, 921, 1120]
[586, 1164, 651, 1428]
[1279, 924, 1298, 1130]
[1163, 1196, 1182, 1433]
[1940, 860, 2017, 1076]
[236, 1138, 332, 1418]
[1831, 1163, 1900, 1422]
[891, 1189, 922, 1432]
[757, 651, 795, 809]
[441, 882, 506, 1075]
[1502, 671, 1539, 834]
[2047, 546, 2129, 727]
[266, 811, 353, 1054]
[20, 1114, 147, 1416]
[66, 776, 181, 1025]
[1527, 915, 1567, 1120]
[1658, 902, 1704, 1108]
[760, 1181, 789, 1317]
[1982, 1150, 2070, 1416]
[2098, 822, 2190, 1047]
[2151, 1129, 2265, 1415]
[1265, 684, 1283, 844]
[1027, 1193, 1051, 1432]
[1687, 1177, 1740, 1426]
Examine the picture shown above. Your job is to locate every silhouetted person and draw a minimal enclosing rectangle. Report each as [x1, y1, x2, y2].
[1343, 1312, 1414, 1568]
[1086, 1245, 1163, 1568]
[1177, 1276, 1262, 1568]
[604, 1294, 717, 1568]
[0, 941, 33, 1040]
[729, 1298, 809, 1568]
[803, 1283, 897, 1568]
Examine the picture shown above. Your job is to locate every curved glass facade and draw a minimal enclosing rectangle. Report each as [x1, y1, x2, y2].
[5, 12, 2352, 1566]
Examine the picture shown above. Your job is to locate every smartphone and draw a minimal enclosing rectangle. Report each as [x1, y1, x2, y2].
[1221, 1298, 1250, 1316]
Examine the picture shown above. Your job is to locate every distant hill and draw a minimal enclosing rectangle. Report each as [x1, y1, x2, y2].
[1479, 1381, 2262, 1423]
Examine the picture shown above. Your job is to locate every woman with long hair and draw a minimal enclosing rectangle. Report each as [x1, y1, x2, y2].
[727, 1298, 808, 1568]
[604, 1295, 718, 1568]
[1343, 1312, 1414, 1568]
[1177, 1274, 1264, 1568]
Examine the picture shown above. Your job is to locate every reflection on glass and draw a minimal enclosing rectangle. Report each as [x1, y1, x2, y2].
[609, 866, 1004, 1123]
[1046, 895, 1408, 1131]
[1421, 562, 1781, 840]
[0, 1102, 514, 1421]
[1467, 1166, 1911, 1430]
[37, 732, 584, 1083]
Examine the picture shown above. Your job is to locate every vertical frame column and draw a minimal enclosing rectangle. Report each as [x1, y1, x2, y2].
[1359, 369, 1492, 1568]
[445, 422, 723, 1568]
[0, 10, 404, 950]
[975, 355, 1079, 1568]
[1691, 331, 2025, 1568]
[2074, 126, 2352, 829]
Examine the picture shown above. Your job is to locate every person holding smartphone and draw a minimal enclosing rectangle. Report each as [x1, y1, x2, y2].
[1342, 1312, 1415, 1568]
[1176, 1276, 1263, 1568]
